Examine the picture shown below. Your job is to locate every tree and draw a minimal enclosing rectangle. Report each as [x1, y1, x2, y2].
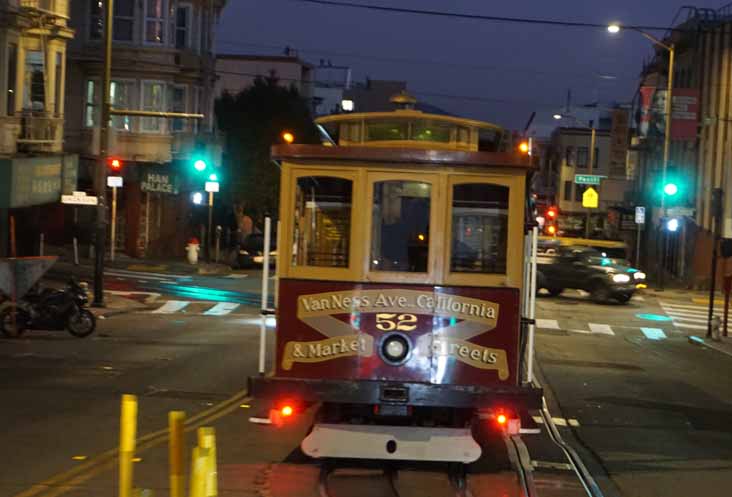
[215, 77, 319, 228]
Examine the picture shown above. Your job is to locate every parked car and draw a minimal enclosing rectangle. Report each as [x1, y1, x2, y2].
[536, 246, 641, 303]
[236, 233, 277, 269]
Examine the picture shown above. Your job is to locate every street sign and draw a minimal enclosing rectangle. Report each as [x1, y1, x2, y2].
[61, 191, 98, 206]
[575, 174, 606, 185]
[635, 206, 645, 224]
[582, 187, 598, 208]
[107, 176, 123, 188]
[205, 181, 220, 193]
[667, 207, 695, 217]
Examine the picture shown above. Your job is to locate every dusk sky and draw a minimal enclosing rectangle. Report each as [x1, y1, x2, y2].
[216, 1, 703, 132]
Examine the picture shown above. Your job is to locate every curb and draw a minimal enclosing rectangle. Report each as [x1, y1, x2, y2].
[688, 335, 732, 358]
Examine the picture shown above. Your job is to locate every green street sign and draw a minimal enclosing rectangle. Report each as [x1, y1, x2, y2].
[574, 174, 606, 185]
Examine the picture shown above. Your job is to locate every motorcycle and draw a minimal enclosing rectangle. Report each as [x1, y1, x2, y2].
[0, 278, 96, 338]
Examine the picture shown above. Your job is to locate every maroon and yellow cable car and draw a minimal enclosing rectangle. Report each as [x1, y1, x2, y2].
[250, 95, 541, 463]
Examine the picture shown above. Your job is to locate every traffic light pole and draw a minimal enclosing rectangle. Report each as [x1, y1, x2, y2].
[208, 192, 214, 262]
[92, 0, 113, 307]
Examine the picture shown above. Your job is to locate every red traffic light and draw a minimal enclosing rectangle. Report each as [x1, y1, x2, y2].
[546, 206, 557, 219]
[108, 158, 123, 171]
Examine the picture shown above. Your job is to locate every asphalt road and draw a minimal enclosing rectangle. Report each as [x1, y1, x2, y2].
[535, 290, 732, 497]
[3, 271, 732, 497]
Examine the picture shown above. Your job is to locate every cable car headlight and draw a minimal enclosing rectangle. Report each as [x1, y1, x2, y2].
[380, 333, 411, 365]
[612, 273, 631, 284]
[633, 271, 646, 281]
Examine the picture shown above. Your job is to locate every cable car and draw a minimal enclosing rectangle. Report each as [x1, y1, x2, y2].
[249, 93, 542, 463]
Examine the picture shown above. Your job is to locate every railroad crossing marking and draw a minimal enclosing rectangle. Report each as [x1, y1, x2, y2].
[641, 328, 667, 340]
[151, 300, 190, 314]
[536, 319, 560, 329]
[531, 416, 580, 427]
[203, 302, 240, 316]
[588, 323, 615, 335]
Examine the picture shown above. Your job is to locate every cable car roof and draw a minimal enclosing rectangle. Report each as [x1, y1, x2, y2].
[272, 144, 534, 169]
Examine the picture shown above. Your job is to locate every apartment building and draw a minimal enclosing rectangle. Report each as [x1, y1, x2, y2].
[65, 0, 226, 258]
[0, 0, 77, 257]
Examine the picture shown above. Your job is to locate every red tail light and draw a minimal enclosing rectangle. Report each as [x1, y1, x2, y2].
[496, 414, 507, 425]
[281, 405, 294, 417]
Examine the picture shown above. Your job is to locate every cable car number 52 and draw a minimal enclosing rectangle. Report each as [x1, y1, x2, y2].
[376, 313, 418, 331]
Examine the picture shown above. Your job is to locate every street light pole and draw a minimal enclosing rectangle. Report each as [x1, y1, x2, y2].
[609, 24, 674, 289]
[93, 0, 113, 306]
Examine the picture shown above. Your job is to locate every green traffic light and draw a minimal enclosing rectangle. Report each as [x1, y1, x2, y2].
[663, 183, 678, 196]
[208, 173, 218, 181]
[193, 159, 207, 172]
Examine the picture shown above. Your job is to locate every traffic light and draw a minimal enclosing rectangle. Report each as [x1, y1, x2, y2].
[518, 141, 529, 154]
[193, 159, 207, 172]
[546, 206, 557, 220]
[107, 157, 123, 172]
[663, 182, 678, 196]
[546, 225, 557, 235]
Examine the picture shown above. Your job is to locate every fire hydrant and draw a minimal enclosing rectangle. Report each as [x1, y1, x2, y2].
[185, 238, 200, 265]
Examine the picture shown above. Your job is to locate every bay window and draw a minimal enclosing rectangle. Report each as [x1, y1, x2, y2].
[146, 0, 166, 44]
[142, 81, 165, 132]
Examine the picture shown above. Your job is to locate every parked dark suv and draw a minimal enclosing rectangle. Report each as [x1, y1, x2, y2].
[537, 246, 639, 303]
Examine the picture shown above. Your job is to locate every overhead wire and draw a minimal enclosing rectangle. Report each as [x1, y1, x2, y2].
[216, 39, 631, 83]
[291, 0, 676, 33]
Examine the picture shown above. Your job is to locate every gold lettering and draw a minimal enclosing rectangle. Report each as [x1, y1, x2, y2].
[470, 349, 482, 361]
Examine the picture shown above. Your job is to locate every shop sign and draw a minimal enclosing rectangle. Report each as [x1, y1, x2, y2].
[141, 170, 179, 194]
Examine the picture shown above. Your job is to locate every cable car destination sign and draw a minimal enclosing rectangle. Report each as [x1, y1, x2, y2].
[281, 289, 509, 379]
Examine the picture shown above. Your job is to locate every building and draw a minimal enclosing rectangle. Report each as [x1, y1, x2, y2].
[630, 6, 732, 287]
[546, 108, 633, 240]
[215, 50, 313, 101]
[0, 0, 77, 257]
[65, 0, 226, 258]
[312, 60, 351, 116]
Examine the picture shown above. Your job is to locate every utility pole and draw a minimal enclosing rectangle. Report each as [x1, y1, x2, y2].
[585, 122, 596, 239]
[92, 0, 113, 306]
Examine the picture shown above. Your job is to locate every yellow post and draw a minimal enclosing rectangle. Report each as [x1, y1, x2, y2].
[189, 446, 208, 497]
[119, 394, 138, 497]
[168, 411, 186, 497]
[197, 427, 218, 497]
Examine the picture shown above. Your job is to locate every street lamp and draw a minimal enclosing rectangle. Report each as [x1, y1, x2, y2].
[553, 113, 562, 120]
[608, 23, 675, 211]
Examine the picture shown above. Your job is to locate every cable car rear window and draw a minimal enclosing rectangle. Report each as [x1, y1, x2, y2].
[292, 176, 352, 268]
[371, 180, 430, 272]
[450, 183, 509, 274]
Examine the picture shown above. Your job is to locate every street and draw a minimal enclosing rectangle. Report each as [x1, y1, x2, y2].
[2, 267, 731, 497]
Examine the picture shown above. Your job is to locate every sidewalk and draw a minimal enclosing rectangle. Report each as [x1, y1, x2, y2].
[688, 335, 732, 359]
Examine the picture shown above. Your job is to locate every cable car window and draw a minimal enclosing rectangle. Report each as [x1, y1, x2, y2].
[371, 181, 430, 272]
[412, 120, 452, 142]
[450, 183, 509, 274]
[293, 176, 352, 268]
[366, 120, 408, 141]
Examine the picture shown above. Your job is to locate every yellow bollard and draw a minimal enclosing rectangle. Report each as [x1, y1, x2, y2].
[189, 446, 208, 497]
[119, 394, 138, 497]
[168, 411, 186, 497]
[197, 427, 218, 497]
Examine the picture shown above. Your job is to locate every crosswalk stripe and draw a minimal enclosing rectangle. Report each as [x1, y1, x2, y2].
[151, 300, 190, 314]
[536, 319, 560, 329]
[632, 295, 645, 302]
[203, 302, 240, 316]
[671, 315, 707, 323]
[661, 308, 708, 318]
[672, 321, 708, 330]
[589, 323, 614, 335]
[641, 328, 667, 340]
[661, 302, 722, 312]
